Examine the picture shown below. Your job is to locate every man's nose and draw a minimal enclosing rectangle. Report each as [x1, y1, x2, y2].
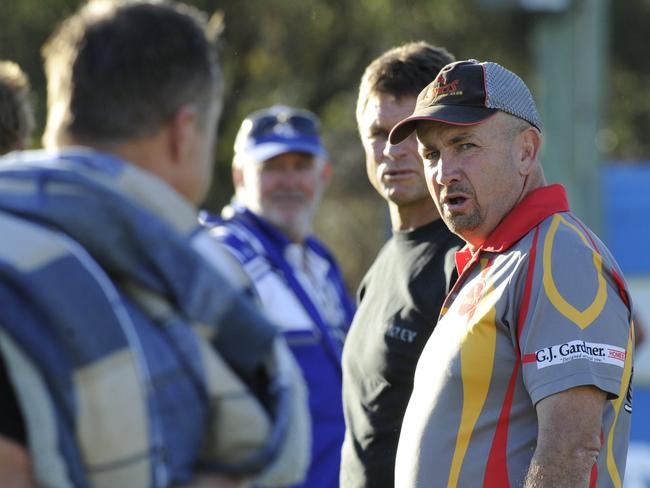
[435, 152, 461, 186]
[383, 139, 408, 161]
[276, 166, 302, 185]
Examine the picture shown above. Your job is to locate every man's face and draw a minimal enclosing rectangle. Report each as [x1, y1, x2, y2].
[416, 112, 526, 248]
[358, 93, 430, 208]
[237, 151, 330, 241]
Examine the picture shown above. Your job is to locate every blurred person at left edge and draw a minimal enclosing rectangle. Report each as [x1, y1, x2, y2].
[0, 1, 310, 487]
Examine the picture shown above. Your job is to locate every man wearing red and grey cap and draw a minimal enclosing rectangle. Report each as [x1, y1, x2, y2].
[390, 60, 633, 487]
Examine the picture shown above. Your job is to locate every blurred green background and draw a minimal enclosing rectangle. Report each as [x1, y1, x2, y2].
[1, 0, 648, 291]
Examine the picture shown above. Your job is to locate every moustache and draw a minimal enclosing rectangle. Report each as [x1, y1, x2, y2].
[267, 191, 307, 203]
[441, 183, 474, 199]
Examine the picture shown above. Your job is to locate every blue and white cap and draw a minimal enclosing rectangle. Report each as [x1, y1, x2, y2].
[234, 105, 328, 163]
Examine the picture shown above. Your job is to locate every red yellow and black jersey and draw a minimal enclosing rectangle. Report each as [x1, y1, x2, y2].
[396, 184, 633, 488]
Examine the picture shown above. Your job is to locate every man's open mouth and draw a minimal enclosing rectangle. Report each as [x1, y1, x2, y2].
[447, 196, 466, 205]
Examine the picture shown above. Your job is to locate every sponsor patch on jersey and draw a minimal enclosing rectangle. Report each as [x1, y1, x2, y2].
[534, 340, 626, 370]
[385, 324, 418, 343]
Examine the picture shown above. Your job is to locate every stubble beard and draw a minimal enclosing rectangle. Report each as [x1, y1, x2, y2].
[263, 189, 322, 240]
[439, 188, 482, 236]
[443, 208, 482, 235]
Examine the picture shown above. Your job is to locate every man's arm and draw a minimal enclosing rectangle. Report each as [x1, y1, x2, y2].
[0, 434, 252, 488]
[0, 434, 34, 488]
[523, 385, 606, 488]
[633, 312, 646, 349]
[175, 474, 250, 488]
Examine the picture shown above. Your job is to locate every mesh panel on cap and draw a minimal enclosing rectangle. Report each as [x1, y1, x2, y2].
[483, 62, 543, 131]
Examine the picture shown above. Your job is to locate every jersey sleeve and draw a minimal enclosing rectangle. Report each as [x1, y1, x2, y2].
[518, 214, 632, 405]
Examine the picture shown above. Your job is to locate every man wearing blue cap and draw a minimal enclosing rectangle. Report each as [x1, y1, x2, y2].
[202, 105, 355, 488]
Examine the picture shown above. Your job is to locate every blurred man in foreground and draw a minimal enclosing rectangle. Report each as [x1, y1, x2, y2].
[203, 105, 355, 488]
[0, 1, 308, 486]
[391, 59, 633, 488]
[340, 41, 463, 488]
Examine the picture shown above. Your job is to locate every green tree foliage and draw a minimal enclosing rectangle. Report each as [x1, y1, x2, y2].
[0, 0, 83, 136]
[608, 0, 650, 160]
[198, 0, 535, 288]
[1, 0, 648, 289]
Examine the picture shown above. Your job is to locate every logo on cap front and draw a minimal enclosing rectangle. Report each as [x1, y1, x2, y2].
[273, 122, 299, 138]
[422, 77, 463, 106]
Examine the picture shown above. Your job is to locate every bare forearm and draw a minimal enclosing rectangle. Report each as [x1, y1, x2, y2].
[174, 474, 250, 488]
[525, 386, 606, 488]
[0, 435, 36, 488]
[523, 446, 598, 488]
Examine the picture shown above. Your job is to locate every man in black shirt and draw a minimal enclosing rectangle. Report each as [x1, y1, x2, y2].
[340, 42, 463, 487]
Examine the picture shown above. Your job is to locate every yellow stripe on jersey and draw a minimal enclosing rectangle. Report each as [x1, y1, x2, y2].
[448, 283, 497, 488]
[606, 329, 633, 488]
[543, 214, 607, 329]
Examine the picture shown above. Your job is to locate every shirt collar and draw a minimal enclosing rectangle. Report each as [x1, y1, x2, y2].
[455, 184, 570, 275]
[237, 206, 292, 246]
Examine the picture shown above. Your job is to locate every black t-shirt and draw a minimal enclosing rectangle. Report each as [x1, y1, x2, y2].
[0, 351, 26, 444]
[340, 219, 463, 488]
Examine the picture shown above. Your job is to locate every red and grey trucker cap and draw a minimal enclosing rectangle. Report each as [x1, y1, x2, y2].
[388, 59, 542, 145]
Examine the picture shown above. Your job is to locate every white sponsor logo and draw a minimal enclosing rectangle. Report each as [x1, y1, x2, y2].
[385, 325, 418, 343]
[535, 340, 626, 370]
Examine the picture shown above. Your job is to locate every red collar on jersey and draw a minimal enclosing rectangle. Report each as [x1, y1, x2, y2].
[455, 184, 570, 275]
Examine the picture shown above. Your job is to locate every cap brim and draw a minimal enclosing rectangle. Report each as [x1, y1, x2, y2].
[388, 105, 498, 145]
[241, 141, 328, 163]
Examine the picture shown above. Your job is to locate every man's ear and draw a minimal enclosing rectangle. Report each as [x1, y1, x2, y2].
[232, 164, 244, 189]
[518, 127, 542, 176]
[169, 104, 199, 165]
[320, 159, 333, 186]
